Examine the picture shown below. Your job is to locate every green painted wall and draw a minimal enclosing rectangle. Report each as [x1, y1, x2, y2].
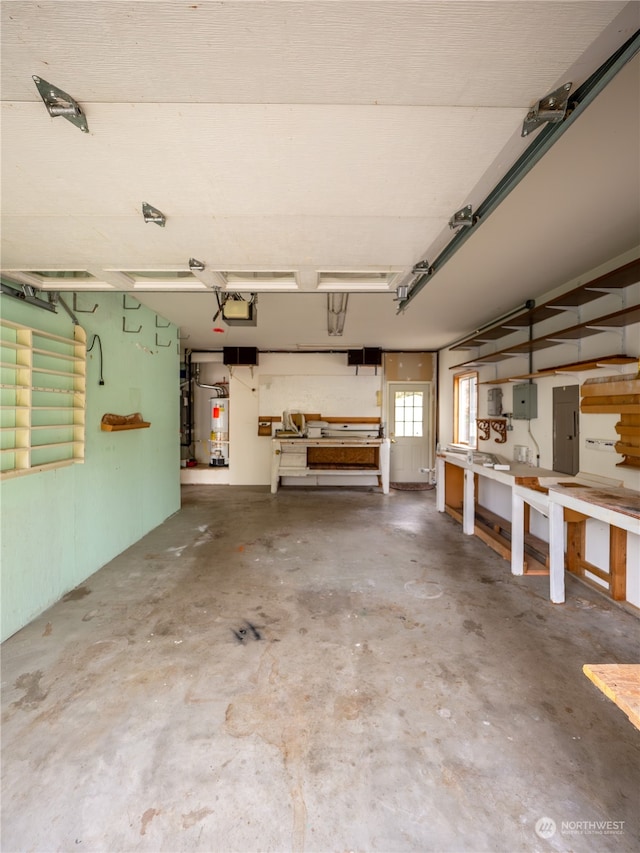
[0, 292, 180, 641]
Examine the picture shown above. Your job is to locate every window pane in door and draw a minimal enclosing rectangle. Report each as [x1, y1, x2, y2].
[394, 391, 423, 437]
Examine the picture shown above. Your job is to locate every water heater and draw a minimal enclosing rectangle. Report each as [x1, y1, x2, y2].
[210, 398, 229, 466]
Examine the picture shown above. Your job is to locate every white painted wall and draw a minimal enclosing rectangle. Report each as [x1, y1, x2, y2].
[191, 353, 384, 486]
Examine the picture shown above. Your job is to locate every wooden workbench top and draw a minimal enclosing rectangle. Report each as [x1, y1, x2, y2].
[549, 483, 640, 521]
[583, 664, 640, 730]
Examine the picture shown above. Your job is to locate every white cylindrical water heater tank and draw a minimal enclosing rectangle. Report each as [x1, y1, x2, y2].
[210, 398, 229, 465]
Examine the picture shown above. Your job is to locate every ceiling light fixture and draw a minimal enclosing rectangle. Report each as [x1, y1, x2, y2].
[327, 293, 349, 336]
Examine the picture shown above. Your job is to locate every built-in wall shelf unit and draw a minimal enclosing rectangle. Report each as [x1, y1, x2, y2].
[450, 259, 640, 353]
[0, 318, 86, 479]
[481, 355, 638, 385]
[449, 259, 639, 381]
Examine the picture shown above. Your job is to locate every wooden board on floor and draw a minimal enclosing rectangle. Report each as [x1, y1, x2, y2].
[583, 664, 640, 730]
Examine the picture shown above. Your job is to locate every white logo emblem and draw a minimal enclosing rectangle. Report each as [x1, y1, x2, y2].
[535, 817, 557, 839]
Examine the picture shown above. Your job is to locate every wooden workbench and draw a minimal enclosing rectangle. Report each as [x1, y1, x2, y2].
[548, 483, 640, 603]
[271, 437, 391, 493]
[583, 664, 640, 730]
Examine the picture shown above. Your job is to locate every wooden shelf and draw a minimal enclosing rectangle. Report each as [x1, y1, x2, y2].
[482, 355, 637, 384]
[451, 259, 640, 351]
[101, 422, 150, 432]
[451, 305, 640, 371]
[580, 373, 640, 467]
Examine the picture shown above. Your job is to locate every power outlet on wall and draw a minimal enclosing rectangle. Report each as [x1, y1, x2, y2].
[585, 438, 616, 452]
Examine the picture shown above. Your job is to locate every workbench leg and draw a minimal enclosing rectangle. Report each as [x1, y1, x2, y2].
[548, 501, 566, 603]
[610, 526, 627, 601]
[270, 445, 280, 494]
[511, 491, 525, 576]
[380, 441, 390, 494]
[463, 468, 475, 535]
[436, 457, 445, 512]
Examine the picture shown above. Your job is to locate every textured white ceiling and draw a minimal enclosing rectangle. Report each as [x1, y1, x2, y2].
[1, 1, 638, 350]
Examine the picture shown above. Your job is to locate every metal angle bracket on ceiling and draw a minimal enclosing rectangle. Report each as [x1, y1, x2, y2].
[142, 202, 166, 227]
[412, 260, 431, 275]
[32, 76, 89, 133]
[522, 82, 572, 137]
[448, 205, 475, 230]
[396, 29, 640, 315]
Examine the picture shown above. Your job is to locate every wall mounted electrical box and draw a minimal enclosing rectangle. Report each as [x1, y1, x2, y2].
[512, 383, 537, 419]
[487, 387, 503, 416]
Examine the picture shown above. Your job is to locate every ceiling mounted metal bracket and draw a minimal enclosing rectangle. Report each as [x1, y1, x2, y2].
[142, 202, 166, 227]
[188, 258, 205, 272]
[411, 260, 431, 275]
[448, 205, 474, 230]
[522, 82, 572, 137]
[32, 76, 89, 133]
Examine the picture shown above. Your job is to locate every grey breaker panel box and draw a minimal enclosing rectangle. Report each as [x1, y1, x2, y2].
[512, 383, 538, 419]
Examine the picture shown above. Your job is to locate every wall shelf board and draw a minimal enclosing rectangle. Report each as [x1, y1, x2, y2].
[481, 356, 637, 385]
[101, 422, 150, 431]
[450, 259, 640, 351]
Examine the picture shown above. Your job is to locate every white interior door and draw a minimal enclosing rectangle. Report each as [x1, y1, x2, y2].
[387, 382, 433, 483]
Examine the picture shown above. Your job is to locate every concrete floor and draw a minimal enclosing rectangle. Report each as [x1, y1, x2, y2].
[1, 485, 639, 853]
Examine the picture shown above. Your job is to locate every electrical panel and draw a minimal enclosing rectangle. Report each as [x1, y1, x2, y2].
[487, 388, 503, 416]
[223, 346, 259, 366]
[512, 383, 537, 419]
[347, 347, 382, 366]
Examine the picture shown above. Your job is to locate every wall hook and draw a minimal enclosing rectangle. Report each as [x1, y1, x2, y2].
[72, 293, 98, 313]
[155, 315, 171, 328]
[123, 317, 142, 333]
[123, 294, 141, 310]
[155, 333, 171, 347]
